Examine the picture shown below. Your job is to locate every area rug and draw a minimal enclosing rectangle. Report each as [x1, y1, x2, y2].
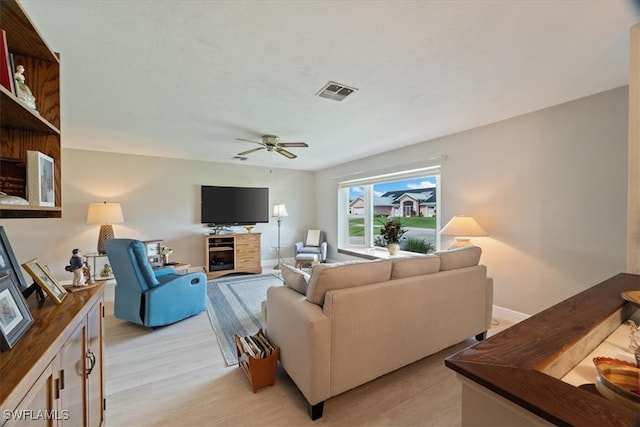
[206, 273, 283, 366]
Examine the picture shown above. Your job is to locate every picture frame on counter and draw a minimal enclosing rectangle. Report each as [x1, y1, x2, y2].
[0, 274, 33, 351]
[22, 258, 67, 304]
[0, 226, 28, 293]
[26, 150, 55, 207]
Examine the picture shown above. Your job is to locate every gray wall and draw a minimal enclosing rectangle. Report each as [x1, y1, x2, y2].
[1, 87, 629, 316]
[315, 87, 629, 315]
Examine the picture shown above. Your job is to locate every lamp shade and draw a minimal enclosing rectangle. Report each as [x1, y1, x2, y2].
[272, 204, 289, 218]
[440, 215, 487, 236]
[87, 202, 124, 225]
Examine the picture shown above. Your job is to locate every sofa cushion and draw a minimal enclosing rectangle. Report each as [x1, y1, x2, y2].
[306, 259, 393, 306]
[391, 255, 440, 279]
[437, 245, 482, 271]
[280, 263, 310, 295]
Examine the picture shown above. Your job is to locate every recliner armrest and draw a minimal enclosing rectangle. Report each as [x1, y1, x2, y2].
[153, 267, 177, 277]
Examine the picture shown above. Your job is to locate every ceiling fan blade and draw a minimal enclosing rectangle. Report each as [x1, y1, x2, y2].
[278, 142, 308, 148]
[235, 138, 263, 146]
[276, 148, 297, 159]
[237, 147, 265, 156]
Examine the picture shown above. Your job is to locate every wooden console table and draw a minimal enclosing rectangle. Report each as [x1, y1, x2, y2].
[0, 282, 106, 426]
[446, 273, 640, 426]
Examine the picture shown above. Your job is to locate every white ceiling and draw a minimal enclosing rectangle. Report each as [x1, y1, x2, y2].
[21, 0, 639, 171]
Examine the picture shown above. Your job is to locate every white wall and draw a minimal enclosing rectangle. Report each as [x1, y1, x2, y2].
[2, 150, 315, 282]
[315, 87, 629, 315]
[1, 88, 629, 316]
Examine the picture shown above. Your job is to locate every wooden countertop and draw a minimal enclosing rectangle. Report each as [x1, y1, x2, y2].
[445, 273, 640, 426]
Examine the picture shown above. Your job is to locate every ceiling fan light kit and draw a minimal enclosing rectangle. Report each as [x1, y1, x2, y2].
[235, 134, 309, 160]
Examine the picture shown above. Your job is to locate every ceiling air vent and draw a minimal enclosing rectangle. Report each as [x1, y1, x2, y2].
[316, 81, 358, 102]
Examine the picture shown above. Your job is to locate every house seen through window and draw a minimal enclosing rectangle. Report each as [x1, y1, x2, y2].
[338, 167, 441, 254]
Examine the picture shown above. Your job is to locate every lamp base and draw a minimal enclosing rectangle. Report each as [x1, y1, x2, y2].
[449, 238, 472, 250]
[97, 224, 114, 254]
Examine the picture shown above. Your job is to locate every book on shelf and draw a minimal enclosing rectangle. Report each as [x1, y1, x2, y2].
[0, 29, 15, 93]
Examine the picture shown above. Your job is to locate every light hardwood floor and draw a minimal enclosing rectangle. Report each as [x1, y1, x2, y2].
[104, 280, 511, 426]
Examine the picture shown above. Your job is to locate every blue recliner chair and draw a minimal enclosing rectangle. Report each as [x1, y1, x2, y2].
[105, 238, 207, 327]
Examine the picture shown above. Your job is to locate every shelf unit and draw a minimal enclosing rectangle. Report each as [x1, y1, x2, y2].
[0, 0, 62, 219]
[205, 233, 261, 279]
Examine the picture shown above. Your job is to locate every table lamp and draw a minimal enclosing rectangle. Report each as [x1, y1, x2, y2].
[439, 215, 487, 249]
[87, 202, 124, 254]
[272, 204, 288, 269]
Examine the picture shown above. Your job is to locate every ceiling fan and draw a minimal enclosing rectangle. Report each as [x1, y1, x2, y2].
[236, 135, 309, 159]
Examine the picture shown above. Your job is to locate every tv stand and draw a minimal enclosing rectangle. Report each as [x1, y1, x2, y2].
[205, 233, 261, 279]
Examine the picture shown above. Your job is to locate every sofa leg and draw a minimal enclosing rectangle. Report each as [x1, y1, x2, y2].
[475, 331, 487, 341]
[308, 401, 324, 420]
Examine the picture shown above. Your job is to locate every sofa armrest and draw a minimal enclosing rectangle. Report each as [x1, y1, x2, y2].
[265, 286, 331, 405]
[294, 241, 303, 255]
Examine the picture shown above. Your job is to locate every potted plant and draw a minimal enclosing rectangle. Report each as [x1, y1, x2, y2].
[379, 218, 407, 255]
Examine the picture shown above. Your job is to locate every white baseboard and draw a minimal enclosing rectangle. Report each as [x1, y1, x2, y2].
[493, 305, 530, 324]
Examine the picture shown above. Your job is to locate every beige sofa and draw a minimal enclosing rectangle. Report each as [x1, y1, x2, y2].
[265, 245, 493, 420]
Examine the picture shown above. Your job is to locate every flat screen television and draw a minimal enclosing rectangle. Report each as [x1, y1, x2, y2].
[201, 185, 269, 226]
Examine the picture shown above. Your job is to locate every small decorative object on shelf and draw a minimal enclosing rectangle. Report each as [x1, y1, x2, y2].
[100, 264, 112, 278]
[65, 248, 86, 286]
[244, 226, 254, 233]
[13, 65, 37, 112]
[235, 329, 280, 393]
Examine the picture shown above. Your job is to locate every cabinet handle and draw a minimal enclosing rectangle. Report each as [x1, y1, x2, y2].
[86, 350, 96, 376]
[60, 369, 65, 390]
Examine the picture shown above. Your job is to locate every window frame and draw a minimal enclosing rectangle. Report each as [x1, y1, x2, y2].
[338, 166, 442, 254]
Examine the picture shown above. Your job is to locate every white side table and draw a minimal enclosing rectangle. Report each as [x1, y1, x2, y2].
[84, 253, 114, 281]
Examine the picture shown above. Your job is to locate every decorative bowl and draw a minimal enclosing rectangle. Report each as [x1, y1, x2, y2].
[592, 357, 640, 410]
[621, 290, 640, 308]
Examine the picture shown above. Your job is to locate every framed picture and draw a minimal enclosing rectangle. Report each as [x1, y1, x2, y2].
[21, 258, 67, 304]
[0, 274, 33, 351]
[26, 150, 55, 207]
[0, 226, 28, 293]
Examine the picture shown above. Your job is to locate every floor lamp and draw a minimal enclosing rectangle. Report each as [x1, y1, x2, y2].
[272, 204, 288, 269]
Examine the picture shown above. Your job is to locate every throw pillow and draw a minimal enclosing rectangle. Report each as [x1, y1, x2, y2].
[391, 255, 440, 279]
[305, 229, 321, 247]
[437, 246, 482, 271]
[280, 263, 310, 295]
[306, 259, 393, 306]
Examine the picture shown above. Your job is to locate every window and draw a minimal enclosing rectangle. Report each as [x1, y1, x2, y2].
[338, 167, 441, 255]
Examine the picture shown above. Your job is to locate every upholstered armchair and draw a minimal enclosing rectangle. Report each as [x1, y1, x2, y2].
[105, 238, 207, 327]
[294, 229, 327, 263]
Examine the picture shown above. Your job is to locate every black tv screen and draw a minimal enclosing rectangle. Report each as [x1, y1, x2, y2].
[201, 186, 269, 225]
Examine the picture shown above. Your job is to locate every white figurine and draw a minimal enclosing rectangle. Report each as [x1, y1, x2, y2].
[14, 65, 37, 111]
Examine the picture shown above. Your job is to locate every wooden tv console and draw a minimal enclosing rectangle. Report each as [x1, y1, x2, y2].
[205, 233, 262, 279]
